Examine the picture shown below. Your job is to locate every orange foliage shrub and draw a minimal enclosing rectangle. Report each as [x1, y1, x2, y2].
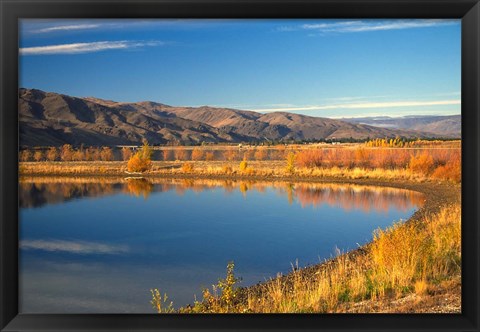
[205, 152, 215, 161]
[33, 150, 43, 162]
[181, 162, 194, 173]
[60, 144, 74, 161]
[19, 149, 32, 162]
[223, 149, 238, 161]
[431, 163, 461, 183]
[191, 148, 204, 161]
[254, 148, 268, 161]
[72, 149, 85, 161]
[222, 165, 233, 174]
[121, 147, 133, 161]
[354, 148, 371, 168]
[127, 153, 151, 172]
[431, 151, 461, 183]
[296, 149, 323, 168]
[46, 147, 58, 161]
[162, 149, 173, 161]
[100, 147, 113, 161]
[174, 148, 188, 161]
[408, 152, 435, 175]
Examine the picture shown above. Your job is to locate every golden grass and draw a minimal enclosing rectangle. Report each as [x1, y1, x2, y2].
[19, 160, 450, 184]
[19, 142, 461, 184]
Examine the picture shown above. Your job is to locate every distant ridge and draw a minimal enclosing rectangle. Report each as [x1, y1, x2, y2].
[19, 88, 442, 147]
[341, 115, 461, 138]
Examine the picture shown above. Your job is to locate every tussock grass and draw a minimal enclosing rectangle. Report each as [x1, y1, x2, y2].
[19, 160, 456, 184]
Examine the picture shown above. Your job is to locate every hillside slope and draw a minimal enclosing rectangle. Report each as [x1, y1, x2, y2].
[20, 88, 435, 146]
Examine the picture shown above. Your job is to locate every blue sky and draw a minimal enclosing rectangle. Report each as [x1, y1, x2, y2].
[19, 19, 461, 118]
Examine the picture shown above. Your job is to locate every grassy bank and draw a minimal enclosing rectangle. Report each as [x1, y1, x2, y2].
[19, 159, 460, 184]
[154, 202, 461, 313]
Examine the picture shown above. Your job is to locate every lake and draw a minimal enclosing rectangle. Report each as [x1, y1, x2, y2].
[19, 177, 424, 313]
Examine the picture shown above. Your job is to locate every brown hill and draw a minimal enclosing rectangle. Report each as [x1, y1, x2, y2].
[20, 88, 432, 147]
[19, 89, 243, 146]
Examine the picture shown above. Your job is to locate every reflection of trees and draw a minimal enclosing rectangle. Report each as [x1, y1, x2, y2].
[20, 177, 424, 212]
[19, 180, 116, 208]
[239, 182, 249, 197]
[293, 184, 424, 213]
[124, 178, 153, 199]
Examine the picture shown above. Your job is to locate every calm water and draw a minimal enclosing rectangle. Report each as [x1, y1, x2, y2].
[19, 178, 424, 313]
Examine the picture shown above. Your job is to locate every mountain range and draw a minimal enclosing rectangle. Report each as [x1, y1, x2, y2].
[19, 88, 459, 147]
[341, 115, 460, 137]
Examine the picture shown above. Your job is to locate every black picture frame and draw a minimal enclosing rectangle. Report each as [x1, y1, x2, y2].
[1, 0, 479, 331]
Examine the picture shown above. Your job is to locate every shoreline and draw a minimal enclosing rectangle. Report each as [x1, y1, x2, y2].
[20, 166, 461, 313]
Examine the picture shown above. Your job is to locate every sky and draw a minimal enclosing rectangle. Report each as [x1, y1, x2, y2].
[19, 19, 461, 118]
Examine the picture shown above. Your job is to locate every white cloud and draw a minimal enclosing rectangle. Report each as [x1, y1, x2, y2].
[279, 19, 458, 34]
[20, 40, 162, 55]
[328, 110, 460, 119]
[20, 239, 129, 254]
[251, 99, 461, 113]
[34, 24, 101, 33]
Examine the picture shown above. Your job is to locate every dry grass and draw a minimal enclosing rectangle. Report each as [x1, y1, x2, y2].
[20, 142, 461, 184]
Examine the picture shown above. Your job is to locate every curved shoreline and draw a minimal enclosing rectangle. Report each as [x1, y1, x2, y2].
[20, 171, 461, 312]
[20, 170, 460, 217]
[230, 178, 461, 313]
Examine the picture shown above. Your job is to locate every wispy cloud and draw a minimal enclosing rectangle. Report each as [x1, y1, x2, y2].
[23, 19, 228, 35]
[250, 99, 461, 113]
[278, 19, 458, 34]
[20, 239, 129, 255]
[20, 40, 162, 55]
[34, 24, 101, 34]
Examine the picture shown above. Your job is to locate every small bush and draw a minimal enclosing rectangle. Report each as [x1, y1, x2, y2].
[408, 152, 435, 175]
[127, 153, 151, 172]
[127, 140, 152, 173]
[222, 165, 233, 174]
[205, 152, 215, 161]
[431, 160, 461, 183]
[285, 152, 296, 175]
[239, 159, 248, 173]
[191, 148, 204, 161]
[296, 149, 323, 168]
[181, 162, 194, 173]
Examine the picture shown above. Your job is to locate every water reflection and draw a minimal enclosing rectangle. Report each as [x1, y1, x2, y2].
[20, 177, 424, 213]
[20, 176, 424, 313]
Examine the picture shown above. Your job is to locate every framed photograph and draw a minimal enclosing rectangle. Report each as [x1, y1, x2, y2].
[1, 0, 479, 331]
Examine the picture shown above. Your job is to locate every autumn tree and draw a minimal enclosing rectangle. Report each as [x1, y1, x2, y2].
[91, 147, 102, 161]
[205, 151, 215, 161]
[72, 149, 85, 161]
[223, 149, 238, 161]
[121, 147, 133, 161]
[285, 152, 296, 175]
[19, 149, 32, 162]
[254, 148, 267, 161]
[46, 147, 58, 161]
[100, 147, 114, 161]
[33, 150, 43, 162]
[162, 149, 173, 161]
[239, 158, 248, 173]
[60, 144, 74, 161]
[127, 140, 152, 173]
[174, 148, 188, 161]
[191, 147, 204, 161]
